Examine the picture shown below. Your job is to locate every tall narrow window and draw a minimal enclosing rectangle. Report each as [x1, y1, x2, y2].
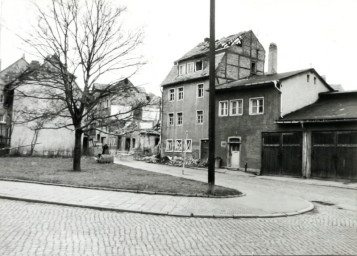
[197, 110, 203, 124]
[195, 60, 203, 71]
[185, 139, 192, 152]
[314, 77, 317, 84]
[175, 139, 182, 151]
[187, 62, 194, 73]
[230, 99, 243, 116]
[179, 64, 186, 75]
[251, 62, 256, 74]
[0, 114, 4, 123]
[218, 101, 228, 116]
[197, 84, 204, 98]
[307, 74, 310, 82]
[178, 87, 184, 100]
[0, 94, 3, 103]
[169, 88, 175, 101]
[166, 139, 173, 152]
[177, 112, 183, 125]
[249, 97, 264, 115]
[168, 113, 174, 126]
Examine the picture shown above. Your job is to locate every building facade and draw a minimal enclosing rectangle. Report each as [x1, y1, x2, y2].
[83, 80, 161, 156]
[161, 30, 265, 160]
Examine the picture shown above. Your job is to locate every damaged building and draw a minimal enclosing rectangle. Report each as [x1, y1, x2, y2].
[83, 79, 161, 157]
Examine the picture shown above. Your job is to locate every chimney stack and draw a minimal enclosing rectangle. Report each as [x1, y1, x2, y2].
[268, 43, 278, 74]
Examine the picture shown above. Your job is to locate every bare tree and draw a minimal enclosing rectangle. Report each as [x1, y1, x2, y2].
[15, 0, 146, 171]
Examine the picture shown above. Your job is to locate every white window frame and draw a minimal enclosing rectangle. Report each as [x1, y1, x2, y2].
[197, 83, 204, 98]
[177, 112, 183, 126]
[174, 139, 183, 152]
[0, 114, 5, 123]
[165, 139, 173, 152]
[249, 97, 264, 115]
[195, 60, 203, 71]
[186, 62, 194, 73]
[179, 64, 186, 75]
[218, 101, 228, 117]
[169, 88, 175, 101]
[168, 113, 174, 126]
[196, 110, 203, 124]
[177, 87, 184, 101]
[184, 139, 192, 152]
[230, 99, 243, 116]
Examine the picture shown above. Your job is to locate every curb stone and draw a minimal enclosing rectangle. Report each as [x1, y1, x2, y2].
[0, 194, 314, 219]
[0, 178, 243, 198]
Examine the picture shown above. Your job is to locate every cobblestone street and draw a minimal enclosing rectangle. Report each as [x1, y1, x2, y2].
[0, 198, 356, 256]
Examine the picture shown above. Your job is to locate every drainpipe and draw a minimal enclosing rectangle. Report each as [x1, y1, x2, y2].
[300, 121, 311, 178]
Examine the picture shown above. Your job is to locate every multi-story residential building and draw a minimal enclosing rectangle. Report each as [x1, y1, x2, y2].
[161, 31, 356, 180]
[161, 30, 265, 160]
[83, 79, 161, 156]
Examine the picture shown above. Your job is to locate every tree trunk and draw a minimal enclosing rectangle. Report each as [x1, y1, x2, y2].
[73, 127, 83, 171]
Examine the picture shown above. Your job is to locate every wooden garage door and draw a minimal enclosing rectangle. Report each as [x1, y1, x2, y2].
[312, 131, 357, 180]
[262, 132, 302, 177]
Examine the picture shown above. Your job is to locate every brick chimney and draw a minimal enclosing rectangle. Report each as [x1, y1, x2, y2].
[268, 43, 278, 74]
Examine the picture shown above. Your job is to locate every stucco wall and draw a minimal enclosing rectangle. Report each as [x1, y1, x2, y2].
[11, 122, 75, 154]
[215, 86, 281, 169]
[281, 72, 330, 116]
[162, 79, 209, 159]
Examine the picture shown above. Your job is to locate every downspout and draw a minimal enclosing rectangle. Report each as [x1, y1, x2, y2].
[273, 80, 283, 118]
[300, 121, 309, 178]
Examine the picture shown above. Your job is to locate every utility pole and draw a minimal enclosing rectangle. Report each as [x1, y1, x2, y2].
[208, 0, 215, 192]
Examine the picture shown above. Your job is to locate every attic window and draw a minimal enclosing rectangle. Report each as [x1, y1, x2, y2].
[314, 77, 317, 84]
[187, 62, 194, 73]
[195, 60, 203, 71]
[179, 64, 186, 75]
[251, 62, 257, 74]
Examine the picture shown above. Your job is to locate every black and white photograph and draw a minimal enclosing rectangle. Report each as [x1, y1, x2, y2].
[0, 0, 356, 255]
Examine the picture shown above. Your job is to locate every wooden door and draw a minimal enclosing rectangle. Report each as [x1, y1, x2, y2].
[230, 143, 240, 168]
[262, 132, 302, 177]
[312, 131, 357, 180]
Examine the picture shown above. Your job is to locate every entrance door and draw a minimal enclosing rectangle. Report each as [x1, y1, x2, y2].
[200, 140, 209, 161]
[230, 143, 240, 168]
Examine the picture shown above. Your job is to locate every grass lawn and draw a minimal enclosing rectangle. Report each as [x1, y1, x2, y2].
[0, 157, 241, 197]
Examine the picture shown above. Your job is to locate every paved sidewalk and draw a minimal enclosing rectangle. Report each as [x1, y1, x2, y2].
[0, 158, 315, 218]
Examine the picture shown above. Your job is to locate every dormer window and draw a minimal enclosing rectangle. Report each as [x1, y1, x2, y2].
[179, 60, 203, 76]
[195, 60, 203, 71]
[187, 62, 194, 73]
[179, 64, 186, 75]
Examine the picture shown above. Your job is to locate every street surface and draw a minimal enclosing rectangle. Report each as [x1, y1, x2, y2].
[0, 160, 356, 255]
[0, 199, 356, 255]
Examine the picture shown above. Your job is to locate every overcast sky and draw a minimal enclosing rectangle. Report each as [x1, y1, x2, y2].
[1, 0, 357, 95]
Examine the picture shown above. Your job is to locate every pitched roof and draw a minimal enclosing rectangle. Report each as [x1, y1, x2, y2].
[277, 91, 357, 123]
[177, 31, 248, 62]
[161, 52, 225, 87]
[215, 68, 331, 90]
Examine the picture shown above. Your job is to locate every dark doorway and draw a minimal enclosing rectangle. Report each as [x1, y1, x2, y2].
[125, 138, 131, 151]
[200, 139, 209, 161]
